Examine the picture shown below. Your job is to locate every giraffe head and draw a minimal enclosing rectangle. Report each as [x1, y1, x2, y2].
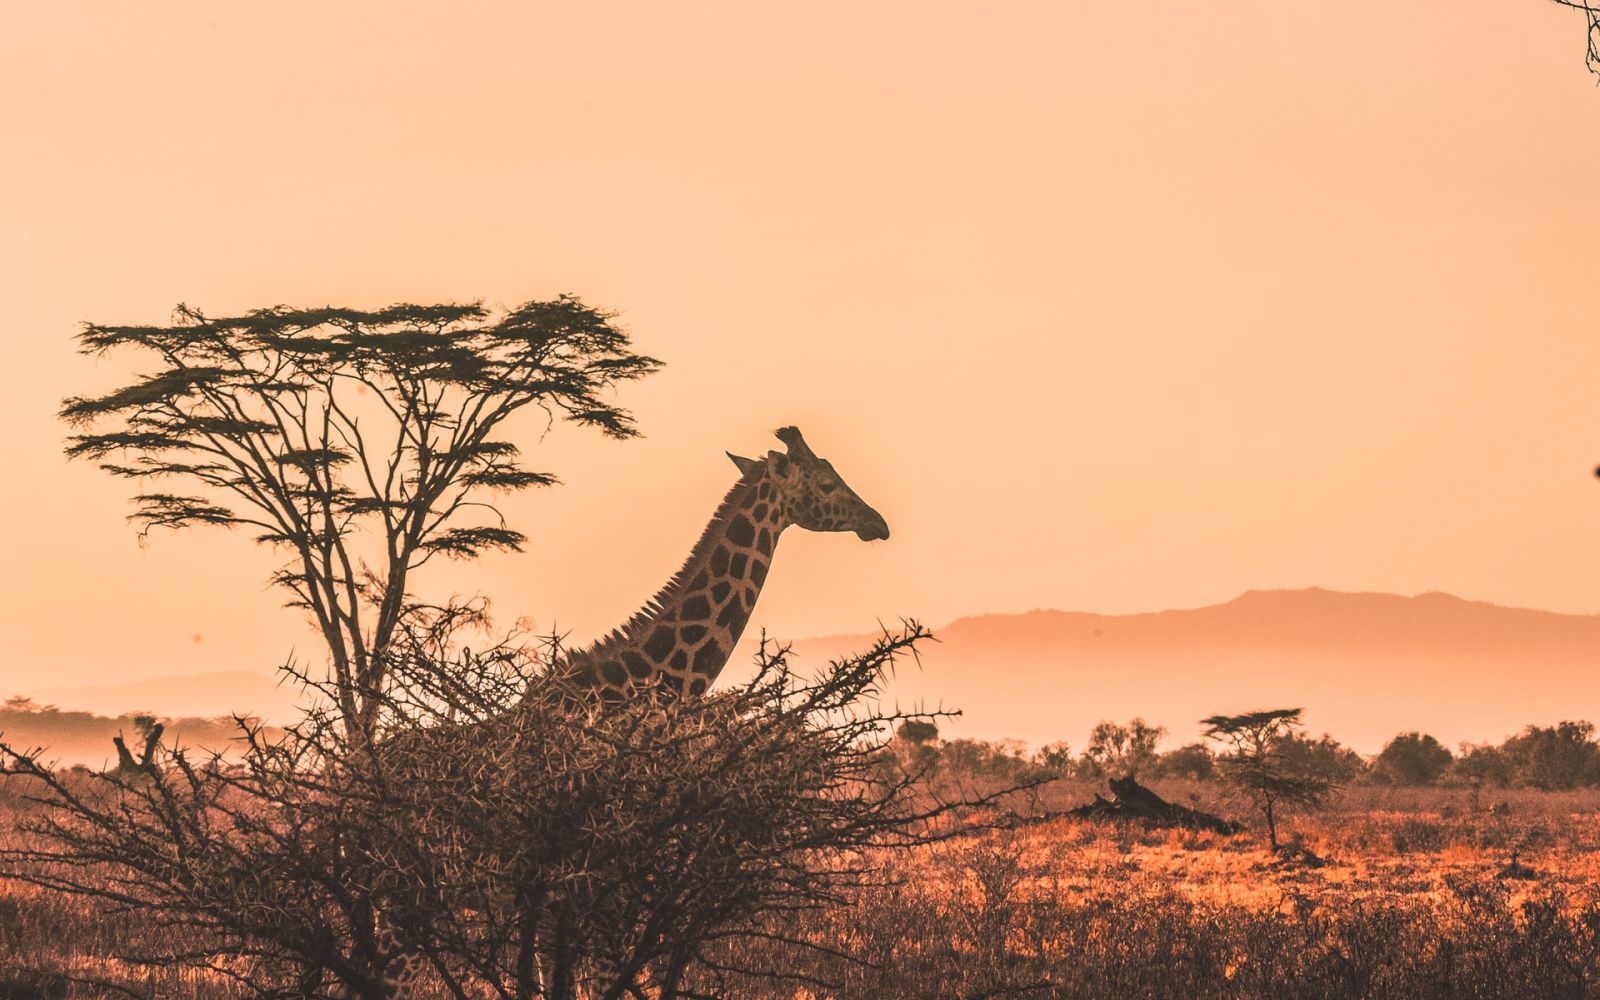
[728, 426, 890, 541]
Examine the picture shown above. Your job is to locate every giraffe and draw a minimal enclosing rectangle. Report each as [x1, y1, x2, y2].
[559, 425, 889, 700]
[359, 425, 889, 999]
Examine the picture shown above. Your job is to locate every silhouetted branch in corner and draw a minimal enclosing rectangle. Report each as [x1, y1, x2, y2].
[1551, 0, 1600, 76]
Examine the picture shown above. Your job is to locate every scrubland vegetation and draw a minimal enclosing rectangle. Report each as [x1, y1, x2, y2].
[5, 720, 1600, 998]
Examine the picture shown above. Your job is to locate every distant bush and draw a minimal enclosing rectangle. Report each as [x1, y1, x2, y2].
[1274, 730, 1367, 784]
[1374, 732, 1453, 786]
[1078, 718, 1166, 779]
[1152, 742, 1216, 781]
[1500, 721, 1600, 790]
[1032, 740, 1073, 776]
[1454, 742, 1515, 787]
[935, 738, 1035, 783]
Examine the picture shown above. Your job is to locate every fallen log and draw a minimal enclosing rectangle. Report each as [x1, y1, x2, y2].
[1068, 775, 1242, 835]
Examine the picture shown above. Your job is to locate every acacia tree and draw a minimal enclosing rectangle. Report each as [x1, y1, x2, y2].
[1201, 708, 1337, 850]
[60, 297, 658, 741]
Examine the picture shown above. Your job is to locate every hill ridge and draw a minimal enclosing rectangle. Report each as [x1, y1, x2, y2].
[20, 589, 1599, 756]
[772, 588, 1600, 754]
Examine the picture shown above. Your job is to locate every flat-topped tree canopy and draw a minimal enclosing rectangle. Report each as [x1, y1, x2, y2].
[1201, 707, 1338, 850]
[60, 295, 661, 740]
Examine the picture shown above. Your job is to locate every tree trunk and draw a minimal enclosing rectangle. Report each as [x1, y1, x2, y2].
[514, 886, 546, 999]
[550, 909, 576, 1000]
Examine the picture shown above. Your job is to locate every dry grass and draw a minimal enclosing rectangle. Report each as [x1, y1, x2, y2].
[1018, 778, 1600, 905]
[710, 780, 1600, 999]
[6, 780, 1600, 997]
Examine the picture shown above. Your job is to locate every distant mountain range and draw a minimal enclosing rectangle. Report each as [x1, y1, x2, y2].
[12, 590, 1600, 759]
[778, 589, 1600, 753]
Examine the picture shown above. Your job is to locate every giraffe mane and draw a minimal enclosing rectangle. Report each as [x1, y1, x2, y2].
[576, 457, 767, 662]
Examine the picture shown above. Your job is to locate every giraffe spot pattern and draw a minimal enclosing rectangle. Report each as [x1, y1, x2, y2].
[658, 673, 686, 695]
[670, 649, 689, 672]
[599, 660, 626, 686]
[681, 594, 712, 621]
[645, 626, 674, 661]
[693, 641, 723, 675]
[711, 581, 731, 603]
[689, 678, 707, 696]
[753, 502, 768, 521]
[622, 651, 652, 679]
[711, 545, 730, 575]
[729, 553, 748, 578]
[680, 624, 707, 644]
[750, 559, 768, 586]
[727, 515, 755, 547]
[757, 527, 771, 550]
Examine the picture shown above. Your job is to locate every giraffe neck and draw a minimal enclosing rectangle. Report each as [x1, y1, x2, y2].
[364, 471, 786, 997]
[571, 463, 787, 697]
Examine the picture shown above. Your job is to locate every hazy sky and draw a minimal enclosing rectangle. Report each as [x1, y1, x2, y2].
[4, 2, 1600, 694]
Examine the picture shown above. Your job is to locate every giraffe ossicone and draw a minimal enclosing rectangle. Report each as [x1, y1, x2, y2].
[561, 425, 889, 700]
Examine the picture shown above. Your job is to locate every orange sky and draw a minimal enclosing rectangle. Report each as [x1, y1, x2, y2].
[4, 2, 1600, 699]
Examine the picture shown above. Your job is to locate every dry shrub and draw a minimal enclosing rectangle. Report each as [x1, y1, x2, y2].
[0, 625, 1046, 999]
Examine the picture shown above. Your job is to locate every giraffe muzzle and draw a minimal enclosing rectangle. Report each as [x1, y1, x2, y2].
[855, 510, 890, 542]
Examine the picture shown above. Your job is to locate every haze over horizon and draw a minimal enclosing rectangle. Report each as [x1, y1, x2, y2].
[18, 586, 1600, 760]
[5, 3, 1600, 721]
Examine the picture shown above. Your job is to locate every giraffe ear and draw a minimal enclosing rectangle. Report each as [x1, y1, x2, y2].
[775, 426, 815, 461]
[727, 452, 761, 475]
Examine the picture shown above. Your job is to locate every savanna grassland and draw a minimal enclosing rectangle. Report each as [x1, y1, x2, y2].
[716, 777, 1600, 999]
[5, 771, 1600, 999]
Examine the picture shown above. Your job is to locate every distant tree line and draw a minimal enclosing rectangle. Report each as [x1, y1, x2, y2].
[893, 717, 1600, 792]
